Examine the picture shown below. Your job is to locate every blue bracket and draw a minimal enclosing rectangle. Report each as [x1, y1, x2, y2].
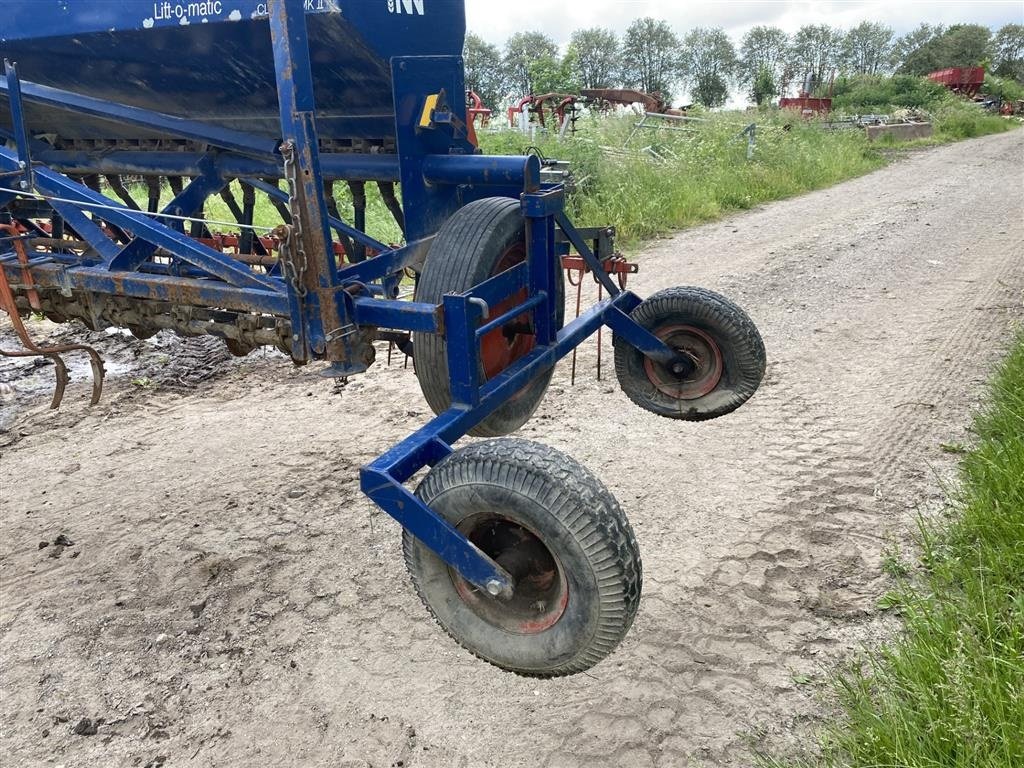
[391, 55, 476, 242]
[361, 427, 515, 597]
[2, 60, 31, 193]
[360, 288, 660, 596]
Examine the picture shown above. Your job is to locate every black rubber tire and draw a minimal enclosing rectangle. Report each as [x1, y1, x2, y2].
[613, 286, 765, 421]
[413, 198, 564, 438]
[404, 439, 642, 677]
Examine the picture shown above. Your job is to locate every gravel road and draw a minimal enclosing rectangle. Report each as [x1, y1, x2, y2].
[1, 129, 1022, 768]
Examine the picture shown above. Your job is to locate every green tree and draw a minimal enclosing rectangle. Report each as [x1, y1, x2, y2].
[941, 24, 993, 68]
[752, 64, 778, 106]
[568, 27, 620, 89]
[528, 50, 580, 95]
[892, 23, 943, 72]
[681, 27, 737, 108]
[621, 17, 683, 100]
[503, 31, 559, 95]
[789, 24, 843, 92]
[899, 24, 992, 75]
[842, 21, 895, 75]
[993, 24, 1024, 82]
[739, 26, 790, 99]
[463, 32, 506, 111]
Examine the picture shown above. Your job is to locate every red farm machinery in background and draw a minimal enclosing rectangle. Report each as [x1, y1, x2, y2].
[927, 67, 986, 98]
[779, 72, 834, 117]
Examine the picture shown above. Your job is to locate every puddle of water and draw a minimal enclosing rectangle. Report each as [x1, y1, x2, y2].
[0, 353, 134, 401]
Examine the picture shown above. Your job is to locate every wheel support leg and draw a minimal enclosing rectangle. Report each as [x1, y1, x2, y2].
[361, 280, 694, 596]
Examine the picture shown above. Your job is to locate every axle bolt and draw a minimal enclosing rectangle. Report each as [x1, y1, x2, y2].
[485, 580, 502, 596]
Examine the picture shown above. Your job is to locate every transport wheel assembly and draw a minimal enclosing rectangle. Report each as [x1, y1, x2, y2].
[403, 439, 642, 677]
[414, 197, 564, 437]
[613, 286, 766, 420]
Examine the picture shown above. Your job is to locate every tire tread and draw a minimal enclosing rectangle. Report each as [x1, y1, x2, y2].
[404, 438, 642, 677]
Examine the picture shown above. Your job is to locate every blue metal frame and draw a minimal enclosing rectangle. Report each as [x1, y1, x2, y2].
[0, 0, 687, 599]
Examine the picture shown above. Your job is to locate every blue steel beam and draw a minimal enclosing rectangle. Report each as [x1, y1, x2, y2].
[2, 61, 31, 177]
[109, 161, 227, 270]
[46, 200, 120, 262]
[350, 298, 440, 334]
[31, 151, 402, 183]
[269, 0, 350, 362]
[0, 76, 279, 158]
[0, 147, 281, 293]
[421, 154, 541, 189]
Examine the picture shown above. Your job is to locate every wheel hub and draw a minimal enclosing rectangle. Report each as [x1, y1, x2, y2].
[450, 514, 569, 634]
[643, 325, 723, 399]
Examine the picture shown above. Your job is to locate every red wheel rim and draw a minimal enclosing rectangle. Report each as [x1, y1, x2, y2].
[450, 514, 569, 634]
[479, 244, 535, 380]
[643, 325, 723, 399]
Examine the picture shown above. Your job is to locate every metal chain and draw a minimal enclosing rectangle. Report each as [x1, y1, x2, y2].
[279, 142, 309, 298]
[274, 223, 307, 299]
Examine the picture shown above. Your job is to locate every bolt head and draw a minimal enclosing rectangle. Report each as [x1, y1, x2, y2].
[485, 580, 502, 596]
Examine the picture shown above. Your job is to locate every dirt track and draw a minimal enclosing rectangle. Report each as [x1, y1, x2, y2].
[2, 129, 1023, 768]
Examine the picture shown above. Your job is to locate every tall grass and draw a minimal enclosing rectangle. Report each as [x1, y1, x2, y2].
[770, 334, 1024, 768]
[933, 101, 1017, 141]
[481, 114, 884, 245]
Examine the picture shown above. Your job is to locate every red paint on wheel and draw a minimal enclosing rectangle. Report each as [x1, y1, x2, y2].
[643, 325, 723, 399]
[479, 243, 536, 380]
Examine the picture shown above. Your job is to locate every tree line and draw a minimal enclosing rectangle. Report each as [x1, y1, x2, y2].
[464, 21, 1024, 110]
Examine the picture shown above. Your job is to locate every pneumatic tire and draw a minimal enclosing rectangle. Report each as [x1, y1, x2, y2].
[613, 286, 765, 420]
[403, 439, 642, 677]
[413, 198, 564, 437]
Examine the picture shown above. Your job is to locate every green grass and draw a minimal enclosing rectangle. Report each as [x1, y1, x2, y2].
[128, 178, 404, 245]
[480, 113, 885, 246]
[831, 73, 952, 112]
[486, 98, 1015, 246]
[768, 333, 1024, 768]
[932, 101, 1017, 141]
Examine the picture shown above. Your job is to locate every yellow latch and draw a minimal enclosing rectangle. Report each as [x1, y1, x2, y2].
[419, 93, 440, 128]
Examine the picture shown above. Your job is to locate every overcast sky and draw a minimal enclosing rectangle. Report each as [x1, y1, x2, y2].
[465, 1, 1024, 47]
